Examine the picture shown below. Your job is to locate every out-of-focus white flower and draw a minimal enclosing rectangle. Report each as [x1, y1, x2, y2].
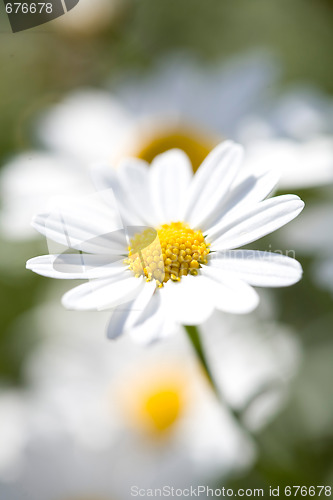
[0, 435, 115, 500]
[202, 311, 301, 430]
[0, 433, 134, 500]
[242, 87, 333, 141]
[9, 299, 299, 495]
[26, 141, 304, 342]
[281, 202, 333, 295]
[1, 303, 256, 499]
[0, 53, 275, 240]
[0, 392, 27, 482]
[0, 389, 63, 483]
[110, 52, 276, 148]
[240, 87, 333, 189]
[106, 68, 333, 189]
[0, 284, 301, 497]
[0, 153, 92, 239]
[243, 137, 333, 189]
[0, 94, 133, 239]
[2, 52, 328, 242]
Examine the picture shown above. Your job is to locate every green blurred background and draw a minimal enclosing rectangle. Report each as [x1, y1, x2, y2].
[1, 0, 333, 495]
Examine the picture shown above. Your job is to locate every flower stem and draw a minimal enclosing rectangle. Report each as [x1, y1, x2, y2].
[184, 324, 244, 427]
[184, 324, 216, 389]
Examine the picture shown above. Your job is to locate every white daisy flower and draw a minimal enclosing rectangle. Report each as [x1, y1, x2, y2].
[0, 389, 63, 483]
[0, 53, 274, 240]
[0, 434, 146, 500]
[26, 141, 304, 342]
[0, 297, 303, 499]
[0, 303, 256, 499]
[1, 298, 300, 497]
[23, 301, 299, 444]
[0, 94, 132, 239]
[0, 427, 244, 500]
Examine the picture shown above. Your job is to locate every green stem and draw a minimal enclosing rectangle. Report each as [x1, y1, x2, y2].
[184, 324, 248, 431]
[184, 324, 216, 389]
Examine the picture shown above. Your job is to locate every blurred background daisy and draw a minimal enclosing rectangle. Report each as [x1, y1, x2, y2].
[1, 0, 333, 496]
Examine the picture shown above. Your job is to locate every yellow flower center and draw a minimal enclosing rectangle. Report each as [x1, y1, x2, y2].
[133, 125, 218, 172]
[125, 222, 210, 287]
[115, 367, 189, 438]
[143, 388, 182, 433]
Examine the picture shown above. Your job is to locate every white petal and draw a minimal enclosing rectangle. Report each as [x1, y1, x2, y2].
[130, 290, 169, 344]
[201, 168, 279, 230]
[208, 195, 304, 250]
[183, 141, 243, 229]
[61, 274, 143, 311]
[160, 274, 215, 325]
[223, 168, 280, 215]
[90, 165, 143, 226]
[117, 158, 157, 226]
[32, 194, 126, 255]
[107, 279, 157, 339]
[201, 267, 260, 314]
[26, 254, 125, 280]
[124, 280, 157, 329]
[106, 302, 133, 340]
[209, 251, 303, 287]
[149, 149, 193, 223]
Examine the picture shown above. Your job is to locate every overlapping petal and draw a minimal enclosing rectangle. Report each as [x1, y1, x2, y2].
[149, 149, 193, 223]
[90, 165, 144, 226]
[182, 141, 243, 229]
[32, 197, 126, 255]
[201, 267, 260, 314]
[129, 291, 173, 344]
[223, 168, 280, 215]
[106, 280, 156, 339]
[208, 195, 304, 250]
[26, 254, 125, 280]
[117, 159, 157, 226]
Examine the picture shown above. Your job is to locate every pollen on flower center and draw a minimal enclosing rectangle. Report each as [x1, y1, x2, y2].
[124, 222, 210, 287]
